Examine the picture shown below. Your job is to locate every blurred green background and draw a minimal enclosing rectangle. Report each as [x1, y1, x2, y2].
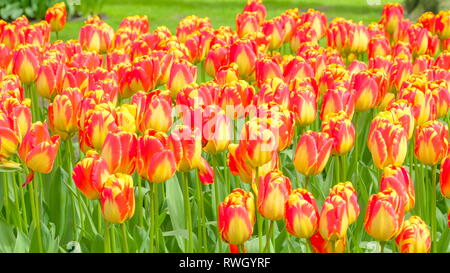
[2, 0, 450, 41]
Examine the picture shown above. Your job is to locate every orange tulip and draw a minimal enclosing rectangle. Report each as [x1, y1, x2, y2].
[45, 2, 67, 32]
[72, 150, 110, 200]
[379, 3, 404, 36]
[381, 165, 415, 212]
[229, 39, 257, 81]
[414, 120, 448, 166]
[137, 130, 180, 183]
[100, 173, 135, 224]
[132, 90, 173, 134]
[318, 194, 349, 241]
[12, 44, 40, 85]
[322, 111, 355, 156]
[289, 87, 317, 127]
[48, 88, 82, 140]
[386, 100, 414, 139]
[128, 55, 161, 94]
[435, 11, 450, 40]
[310, 231, 346, 253]
[367, 119, 407, 169]
[351, 69, 387, 111]
[255, 57, 283, 88]
[294, 131, 333, 177]
[243, 0, 266, 24]
[198, 105, 231, 154]
[170, 125, 202, 172]
[440, 155, 450, 199]
[329, 182, 359, 224]
[395, 216, 431, 253]
[320, 86, 355, 122]
[300, 9, 328, 39]
[364, 188, 404, 241]
[368, 35, 391, 59]
[36, 58, 66, 100]
[262, 18, 285, 50]
[257, 169, 292, 220]
[204, 44, 229, 78]
[398, 87, 436, 126]
[285, 188, 319, 238]
[115, 104, 137, 133]
[101, 131, 137, 175]
[218, 188, 255, 245]
[197, 157, 214, 185]
[236, 11, 260, 38]
[168, 61, 197, 98]
[0, 112, 19, 160]
[80, 106, 119, 152]
[18, 122, 60, 177]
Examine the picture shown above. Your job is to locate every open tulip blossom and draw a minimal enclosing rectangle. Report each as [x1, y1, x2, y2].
[0, 0, 449, 255]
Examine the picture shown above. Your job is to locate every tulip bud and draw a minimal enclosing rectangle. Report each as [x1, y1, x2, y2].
[18, 122, 60, 175]
[48, 88, 82, 140]
[36, 58, 66, 100]
[116, 104, 137, 133]
[101, 173, 135, 224]
[395, 216, 431, 253]
[0, 113, 19, 160]
[236, 11, 260, 38]
[364, 189, 404, 241]
[414, 120, 448, 166]
[294, 131, 333, 177]
[257, 170, 292, 220]
[81, 107, 119, 152]
[229, 39, 257, 81]
[380, 3, 404, 35]
[128, 55, 161, 94]
[45, 2, 67, 32]
[386, 100, 414, 139]
[255, 57, 283, 88]
[243, 0, 266, 24]
[319, 194, 349, 241]
[171, 125, 202, 172]
[198, 157, 214, 185]
[285, 188, 319, 238]
[322, 111, 355, 155]
[262, 18, 285, 50]
[398, 87, 436, 126]
[204, 44, 229, 78]
[381, 165, 415, 212]
[218, 188, 255, 245]
[72, 150, 110, 200]
[368, 35, 391, 59]
[201, 106, 231, 154]
[435, 11, 450, 40]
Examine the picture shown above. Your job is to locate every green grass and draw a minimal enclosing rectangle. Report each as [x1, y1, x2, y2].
[57, 0, 400, 41]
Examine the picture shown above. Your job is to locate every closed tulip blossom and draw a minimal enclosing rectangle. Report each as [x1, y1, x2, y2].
[168, 61, 197, 98]
[364, 189, 404, 242]
[322, 111, 355, 156]
[285, 189, 319, 238]
[414, 121, 448, 166]
[72, 150, 110, 200]
[218, 188, 255, 245]
[289, 88, 317, 127]
[294, 131, 333, 177]
[101, 131, 137, 175]
[381, 165, 415, 212]
[101, 173, 135, 224]
[318, 194, 349, 241]
[45, 2, 67, 33]
[257, 170, 292, 220]
[310, 231, 346, 253]
[12, 44, 40, 85]
[18, 122, 60, 184]
[48, 88, 82, 140]
[329, 182, 359, 224]
[395, 216, 431, 253]
[132, 90, 173, 134]
[351, 69, 387, 112]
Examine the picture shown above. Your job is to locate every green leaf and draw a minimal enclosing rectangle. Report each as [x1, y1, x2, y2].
[0, 221, 15, 252]
[165, 175, 186, 251]
[13, 230, 30, 253]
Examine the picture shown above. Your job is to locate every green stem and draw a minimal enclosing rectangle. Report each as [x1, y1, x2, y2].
[18, 173, 28, 228]
[334, 156, 340, 185]
[137, 175, 143, 227]
[104, 221, 111, 253]
[255, 167, 263, 253]
[11, 173, 23, 232]
[121, 223, 129, 253]
[29, 180, 43, 253]
[339, 155, 346, 181]
[3, 173, 9, 223]
[264, 220, 275, 253]
[182, 172, 193, 252]
[431, 164, 437, 253]
[110, 224, 116, 253]
[223, 152, 230, 193]
[380, 241, 386, 253]
[155, 182, 160, 253]
[304, 175, 309, 189]
[150, 182, 155, 253]
[212, 155, 222, 253]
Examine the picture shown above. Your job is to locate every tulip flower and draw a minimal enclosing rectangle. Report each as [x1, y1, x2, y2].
[115, 104, 137, 133]
[379, 3, 404, 36]
[322, 111, 355, 156]
[381, 165, 415, 212]
[204, 44, 229, 78]
[36, 58, 66, 100]
[440, 155, 450, 199]
[368, 35, 390, 59]
[12, 44, 40, 85]
[255, 57, 283, 87]
[48, 88, 82, 140]
[45, 2, 67, 33]
[132, 90, 173, 134]
[236, 11, 260, 38]
[80, 106, 119, 152]
[435, 11, 450, 40]
[168, 61, 197, 98]
[261, 18, 285, 50]
[243, 0, 266, 24]
[72, 150, 110, 200]
[229, 38, 257, 81]
[386, 100, 414, 140]
[318, 194, 349, 241]
[399, 87, 436, 126]
[137, 130, 180, 183]
[367, 119, 407, 169]
[330, 182, 359, 224]
[218, 188, 255, 245]
[364, 189, 404, 242]
[198, 105, 231, 154]
[18, 122, 60, 181]
[320, 86, 355, 122]
[101, 131, 137, 175]
[239, 118, 278, 169]
[101, 173, 135, 224]
[197, 157, 214, 185]
[395, 216, 431, 253]
[310, 231, 346, 253]
[0, 113, 19, 160]
[289, 87, 317, 127]
[414, 121, 448, 166]
[257, 170, 292, 220]
[285, 188, 319, 238]
[351, 69, 387, 111]
[429, 80, 450, 119]
[294, 131, 333, 177]
[170, 125, 202, 172]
